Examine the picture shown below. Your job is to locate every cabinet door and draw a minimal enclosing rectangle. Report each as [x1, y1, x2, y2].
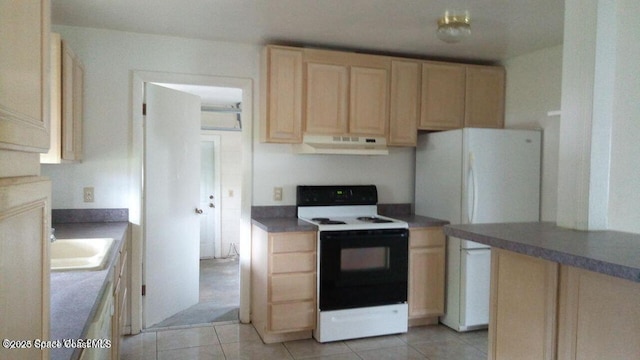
[305, 62, 349, 134]
[269, 301, 315, 332]
[465, 66, 505, 128]
[0, 177, 51, 360]
[557, 266, 640, 360]
[41, 33, 62, 164]
[262, 47, 303, 143]
[389, 61, 419, 146]
[349, 66, 388, 136]
[0, 0, 50, 153]
[409, 247, 445, 318]
[61, 41, 78, 160]
[408, 228, 445, 320]
[41, 35, 83, 164]
[489, 249, 558, 360]
[419, 62, 465, 130]
[72, 57, 84, 160]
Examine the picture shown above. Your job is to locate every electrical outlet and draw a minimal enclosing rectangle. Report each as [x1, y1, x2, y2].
[273, 187, 283, 201]
[83, 187, 94, 202]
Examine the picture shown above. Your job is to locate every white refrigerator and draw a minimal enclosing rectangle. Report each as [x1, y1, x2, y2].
[415, 128, 541, 331]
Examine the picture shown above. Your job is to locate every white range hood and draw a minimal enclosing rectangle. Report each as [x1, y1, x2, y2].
[292, 135, 389, 155]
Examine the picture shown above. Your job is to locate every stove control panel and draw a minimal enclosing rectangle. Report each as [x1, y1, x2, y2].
[297, 185, 378, 206]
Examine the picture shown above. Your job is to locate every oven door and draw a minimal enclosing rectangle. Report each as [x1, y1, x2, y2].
[319, 228, 409, 311]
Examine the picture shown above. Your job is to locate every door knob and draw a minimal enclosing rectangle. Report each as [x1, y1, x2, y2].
[195, 208, 204, 214]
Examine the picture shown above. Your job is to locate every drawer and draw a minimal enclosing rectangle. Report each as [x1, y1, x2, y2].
[269, 301, 315, 332]
[271, 252, 315, 274]
[270, 273, 315, 302]
[410, 227, 445, 248]
[271, 232, 315, 253]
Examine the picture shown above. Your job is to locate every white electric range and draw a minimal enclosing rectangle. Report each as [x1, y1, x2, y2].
[297, 185, 409, 343]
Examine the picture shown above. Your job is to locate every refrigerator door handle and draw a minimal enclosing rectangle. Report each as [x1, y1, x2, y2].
[467, 152, 476, 223]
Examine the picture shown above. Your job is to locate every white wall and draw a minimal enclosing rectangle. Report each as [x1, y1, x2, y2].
[42, 26, 416, 210]
[252, 144, 415, 205]
[608, 0, 640, 233]
[502, 45, 563, 221]
[42, 26, 259, 209]
[556, 0, 640, 233]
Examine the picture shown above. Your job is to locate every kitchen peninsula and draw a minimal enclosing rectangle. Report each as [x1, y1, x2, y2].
[444, 222, 640, 360]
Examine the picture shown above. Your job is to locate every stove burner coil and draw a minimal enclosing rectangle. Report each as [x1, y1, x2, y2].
[312, 217, 346, 225]
[357, 216, 393, 223]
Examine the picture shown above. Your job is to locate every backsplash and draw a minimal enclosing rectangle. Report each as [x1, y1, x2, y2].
[251, 204, 412, 218]
[52, 208, 129, 223]
[251, 206, 297, 218]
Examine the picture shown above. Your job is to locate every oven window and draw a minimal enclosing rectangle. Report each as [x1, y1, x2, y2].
[341, 247, 390, 271]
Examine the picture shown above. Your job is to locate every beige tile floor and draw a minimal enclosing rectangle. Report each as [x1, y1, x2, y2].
[121, 322, 487, 360]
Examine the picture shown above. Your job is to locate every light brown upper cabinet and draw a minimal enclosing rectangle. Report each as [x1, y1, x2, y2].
[0, 0, 50, 154]
[419, 62, 505, 131]
[41, 34, 84, 164]
[419, 62, 466, 130]
[348, 66, 388, 135]
[389, 60, 420, 146]
[303, 48, 390, 137]
[304, 61, 349, 134]
[465, 65, 505, 129]
[260, 46, 303, 143]
[260, 45, 506, 145]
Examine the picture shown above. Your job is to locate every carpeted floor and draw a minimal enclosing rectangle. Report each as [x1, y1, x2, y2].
[149, 257, 240, 329]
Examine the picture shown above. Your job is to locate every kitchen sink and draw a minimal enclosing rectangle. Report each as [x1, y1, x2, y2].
[51, 238, 115, 271]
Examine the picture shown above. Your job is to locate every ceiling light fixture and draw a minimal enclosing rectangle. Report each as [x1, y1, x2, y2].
[437, 11, 471, 43]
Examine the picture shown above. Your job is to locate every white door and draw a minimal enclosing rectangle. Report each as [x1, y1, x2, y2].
[200, 135, 221, 259]
[144, 83, 201, 327]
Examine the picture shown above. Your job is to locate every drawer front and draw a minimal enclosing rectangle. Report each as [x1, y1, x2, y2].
[269, 301, 315, 332]
[410, 227, 445, 248]
[271, 232, 315, 253]
[270, 273, 315, 302]
[271, 252, 315, 274]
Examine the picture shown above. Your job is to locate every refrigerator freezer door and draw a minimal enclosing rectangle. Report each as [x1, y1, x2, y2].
[460, 248, 491, 328]
[462, 128, 541, 225]
[415, 130, 463, 223]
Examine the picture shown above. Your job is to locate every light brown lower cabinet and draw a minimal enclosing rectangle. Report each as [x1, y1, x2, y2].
[557, 266, 640, 360]
[251, 225, 316, 343]
[408, 227, 445, 326]
[489, 248, 640, 360]
[488, 249, 558, 360]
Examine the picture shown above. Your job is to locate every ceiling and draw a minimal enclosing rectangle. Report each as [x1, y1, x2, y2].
[51, 0, 564, 63]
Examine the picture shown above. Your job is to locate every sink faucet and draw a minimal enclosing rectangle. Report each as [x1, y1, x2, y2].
[50, 228, 56, 243]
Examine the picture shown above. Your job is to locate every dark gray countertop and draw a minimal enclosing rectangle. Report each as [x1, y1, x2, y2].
[391, 214, 450, 228]
[251, 217, 317, 232]
[444, 222, 640, 283]
[50, 222, 129, 360]
[251, 214, 448, 232]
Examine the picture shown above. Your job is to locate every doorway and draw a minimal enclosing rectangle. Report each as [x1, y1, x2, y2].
[200, 134, 221, 259]
[129, 71, 253, 333]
